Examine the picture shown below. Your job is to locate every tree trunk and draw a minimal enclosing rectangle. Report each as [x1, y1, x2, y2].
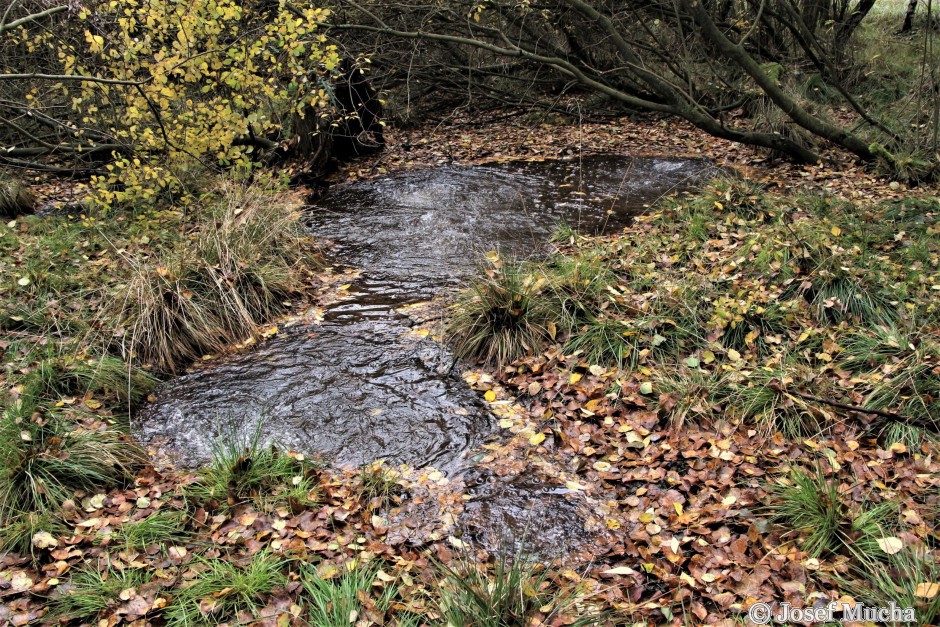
[902, 0, 918, 32]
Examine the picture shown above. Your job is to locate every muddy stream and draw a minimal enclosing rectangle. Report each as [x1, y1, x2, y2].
[136, 155, 713, 552]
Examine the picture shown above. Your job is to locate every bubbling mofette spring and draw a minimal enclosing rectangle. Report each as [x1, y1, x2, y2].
[136, 156, 712, 468]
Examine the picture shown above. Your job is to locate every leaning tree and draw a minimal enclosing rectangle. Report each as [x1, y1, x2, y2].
[330, 0, 937, 177]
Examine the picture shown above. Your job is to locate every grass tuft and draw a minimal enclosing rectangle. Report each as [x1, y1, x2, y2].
[124, 182, 314, 373]
[843, 547, 940, 626]
[301, 561, 398, 626]
[187, 429, 319, 510]
[111, 509, 190, 551]
[0, 510, 67, 557]
[0, 171, 36, 217]
[22, 354, 157, 410]
[564, 317, 638, 369]
[0, 408, 145, 523]
[766, 466, 895, 559]
[447, 260, 558, 367]
[434, 551, 601, 627]
[165, 551, 288, 625]
[357, 461, 404, 508]
[51, 566, 147, 621]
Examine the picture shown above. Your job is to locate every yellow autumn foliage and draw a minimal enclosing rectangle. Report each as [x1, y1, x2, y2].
[6, 0, 340, 206]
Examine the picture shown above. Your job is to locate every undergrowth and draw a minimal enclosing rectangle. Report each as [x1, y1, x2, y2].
[450, 179, 940, 442]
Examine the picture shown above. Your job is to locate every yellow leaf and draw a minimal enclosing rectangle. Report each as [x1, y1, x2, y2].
[529, 432, 546, 445]
[727, 349, 741, 361]
[484, 390, 497, 402]
[603, 566, 636, 576]
[568, 372, 582, 385]
[831, 226, 842, 236]
[593, 461, 612, 472]
[673, 502, 684, 516]
[915, 583, 940, 599]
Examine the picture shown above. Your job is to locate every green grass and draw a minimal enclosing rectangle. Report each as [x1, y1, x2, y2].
[865, 361, 940, 432]
[51, 566, 148, 621]
[550, 221, 580, 245]
[434, 551, 602, 627]
[655, 368, 726, 428]
[19, 354, 158, 412]
[0, 510, 67, 557]
[300, 561, 399, 626]
[846, 548, 940, 626]
[766, 466, 895, 559]
[111, 509, 191, 551]
[0, 406, 145, 523]
[164, 551, 288, 625]
[124, 182, 315, 373]
[451, 180, 940, 445]
[723, 368, 822, 438]
[564, 317, 638, 369]
[807, 273, 896, 326]
[186, 429, 320, 510]
[357, 461, 404, 508]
